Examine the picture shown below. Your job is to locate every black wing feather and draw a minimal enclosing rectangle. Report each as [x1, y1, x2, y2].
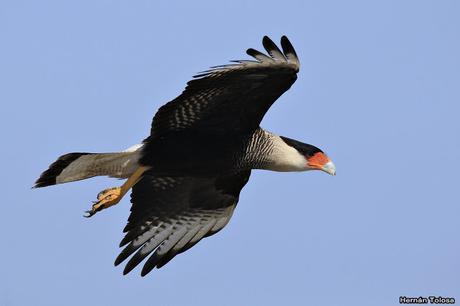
[116, 170, 251, 276]
[246, 48, 275, 62]
[281, 35, 300, 67]
[148, 36, 300, 139]
[262, 36, 286, 61]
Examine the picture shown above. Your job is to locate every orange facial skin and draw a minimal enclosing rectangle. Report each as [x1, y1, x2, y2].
[307, 152, 330, 169]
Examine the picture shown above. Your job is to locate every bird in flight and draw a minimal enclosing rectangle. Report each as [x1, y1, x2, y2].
[35, 36, 336, 276]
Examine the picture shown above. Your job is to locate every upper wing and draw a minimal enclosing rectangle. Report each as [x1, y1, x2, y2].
[115, 170, 251, 276]
[150, 36, 300, 138]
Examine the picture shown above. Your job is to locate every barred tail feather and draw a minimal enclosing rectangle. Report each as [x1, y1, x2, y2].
[34, 145, 142, 188]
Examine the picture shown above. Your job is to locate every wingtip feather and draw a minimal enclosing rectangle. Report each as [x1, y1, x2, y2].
[246, 48, 274, 63]
[262, 36, 286, 61]
[280, 36, 300, 67]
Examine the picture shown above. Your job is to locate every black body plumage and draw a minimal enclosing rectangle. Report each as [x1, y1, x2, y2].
[114, 37, 305, 275]
[139, 36, 300, 176]
[35, 36, 320, 276]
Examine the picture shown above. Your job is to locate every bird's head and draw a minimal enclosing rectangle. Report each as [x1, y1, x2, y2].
[280, 136, 336, 175]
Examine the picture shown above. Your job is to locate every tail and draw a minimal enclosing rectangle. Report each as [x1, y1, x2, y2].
[34, 144, 143, 188]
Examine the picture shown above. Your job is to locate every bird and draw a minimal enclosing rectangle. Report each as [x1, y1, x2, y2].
[35, 36, 336, 276]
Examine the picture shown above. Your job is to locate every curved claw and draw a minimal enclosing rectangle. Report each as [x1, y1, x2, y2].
[84, 186, 123, 218]
[83, 210, 95, 218]
[84, 200, 105, 218]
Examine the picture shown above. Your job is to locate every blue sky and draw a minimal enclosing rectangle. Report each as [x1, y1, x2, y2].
[1, 1, 459, 305]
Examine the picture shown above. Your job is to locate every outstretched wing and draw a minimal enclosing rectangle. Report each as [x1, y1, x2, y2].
[150, 36, 300, 138]
[115, 170, 251, 276]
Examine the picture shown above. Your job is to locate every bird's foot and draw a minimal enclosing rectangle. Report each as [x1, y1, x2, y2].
[83, 166, 150, 217]
[84, 187, 122, 218]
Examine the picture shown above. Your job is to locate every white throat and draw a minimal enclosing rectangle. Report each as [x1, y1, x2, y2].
[264, 133, 308, 172]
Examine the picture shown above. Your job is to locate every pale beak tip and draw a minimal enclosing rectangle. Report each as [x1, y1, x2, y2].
[322, 161, 336, 176]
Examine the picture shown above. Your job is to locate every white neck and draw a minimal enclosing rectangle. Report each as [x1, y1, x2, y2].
[262, 132, 308, 172]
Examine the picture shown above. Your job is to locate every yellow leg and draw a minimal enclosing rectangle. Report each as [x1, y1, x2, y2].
[84, 166, 150, 217]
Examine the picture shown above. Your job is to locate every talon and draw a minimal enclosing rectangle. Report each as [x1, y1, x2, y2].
[85, 186, 123, 217]
[97, 187, 119, 200]
[83, 210, 95, 218]
[82, 167, 149, 219]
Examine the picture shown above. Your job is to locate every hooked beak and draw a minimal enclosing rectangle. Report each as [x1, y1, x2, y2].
[321, 160, 336, 176]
